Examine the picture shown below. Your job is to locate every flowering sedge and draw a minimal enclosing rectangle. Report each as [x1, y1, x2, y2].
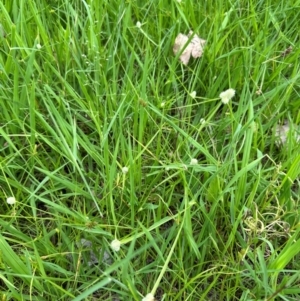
[219, 88, 235, 104]
[110, 239, 121, 252]
[7, 196, 16, 205]
[142, 293, 155, 301]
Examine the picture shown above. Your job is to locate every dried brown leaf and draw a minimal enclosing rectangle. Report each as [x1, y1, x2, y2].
[173, 31, 206, 65]
[281, 46, 293, 57]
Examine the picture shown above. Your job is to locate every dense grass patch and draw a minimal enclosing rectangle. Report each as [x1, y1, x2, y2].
[0, 0, 300, 300]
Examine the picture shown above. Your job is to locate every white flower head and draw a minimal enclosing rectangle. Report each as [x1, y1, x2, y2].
[160, 102, 165, 108]
[142, 293, 155, 301]
[190, 158, 198, 165]
[7, 196, 16, 205]
[110, 239, 121, 252]
[136, 21, 142, 28]
[219, 88, 235, 104]
[190, 91, 197, 99]
[200, 118, 205, 125]
[122, 166, 129, 174]
[36, 43, 42, 49]
[256, 89, 262, 95]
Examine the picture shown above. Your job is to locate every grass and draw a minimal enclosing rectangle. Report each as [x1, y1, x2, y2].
[0, 0, 300, 300]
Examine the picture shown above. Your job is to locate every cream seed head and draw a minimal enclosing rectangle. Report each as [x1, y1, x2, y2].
[110, 239, 121, 252]
[190, 158, 198, 165]
[190, 91, 197, 99]
[122, 166, 129, 174]
[7, 196, 16, 205]
[219, 88, 235, 104]
[142, 293, 155, 301]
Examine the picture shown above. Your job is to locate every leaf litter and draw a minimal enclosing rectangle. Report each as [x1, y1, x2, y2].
[173, 31, 206, 65]
[275, 120, 300, 146]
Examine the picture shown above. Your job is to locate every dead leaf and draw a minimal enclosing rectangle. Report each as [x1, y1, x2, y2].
[275, 120, 300, 146]
[173, 31, 206, 65]
[281, 46, 292, 57]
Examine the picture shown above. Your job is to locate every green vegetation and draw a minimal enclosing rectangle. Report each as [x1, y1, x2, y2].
[0, 0, 300, 300]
